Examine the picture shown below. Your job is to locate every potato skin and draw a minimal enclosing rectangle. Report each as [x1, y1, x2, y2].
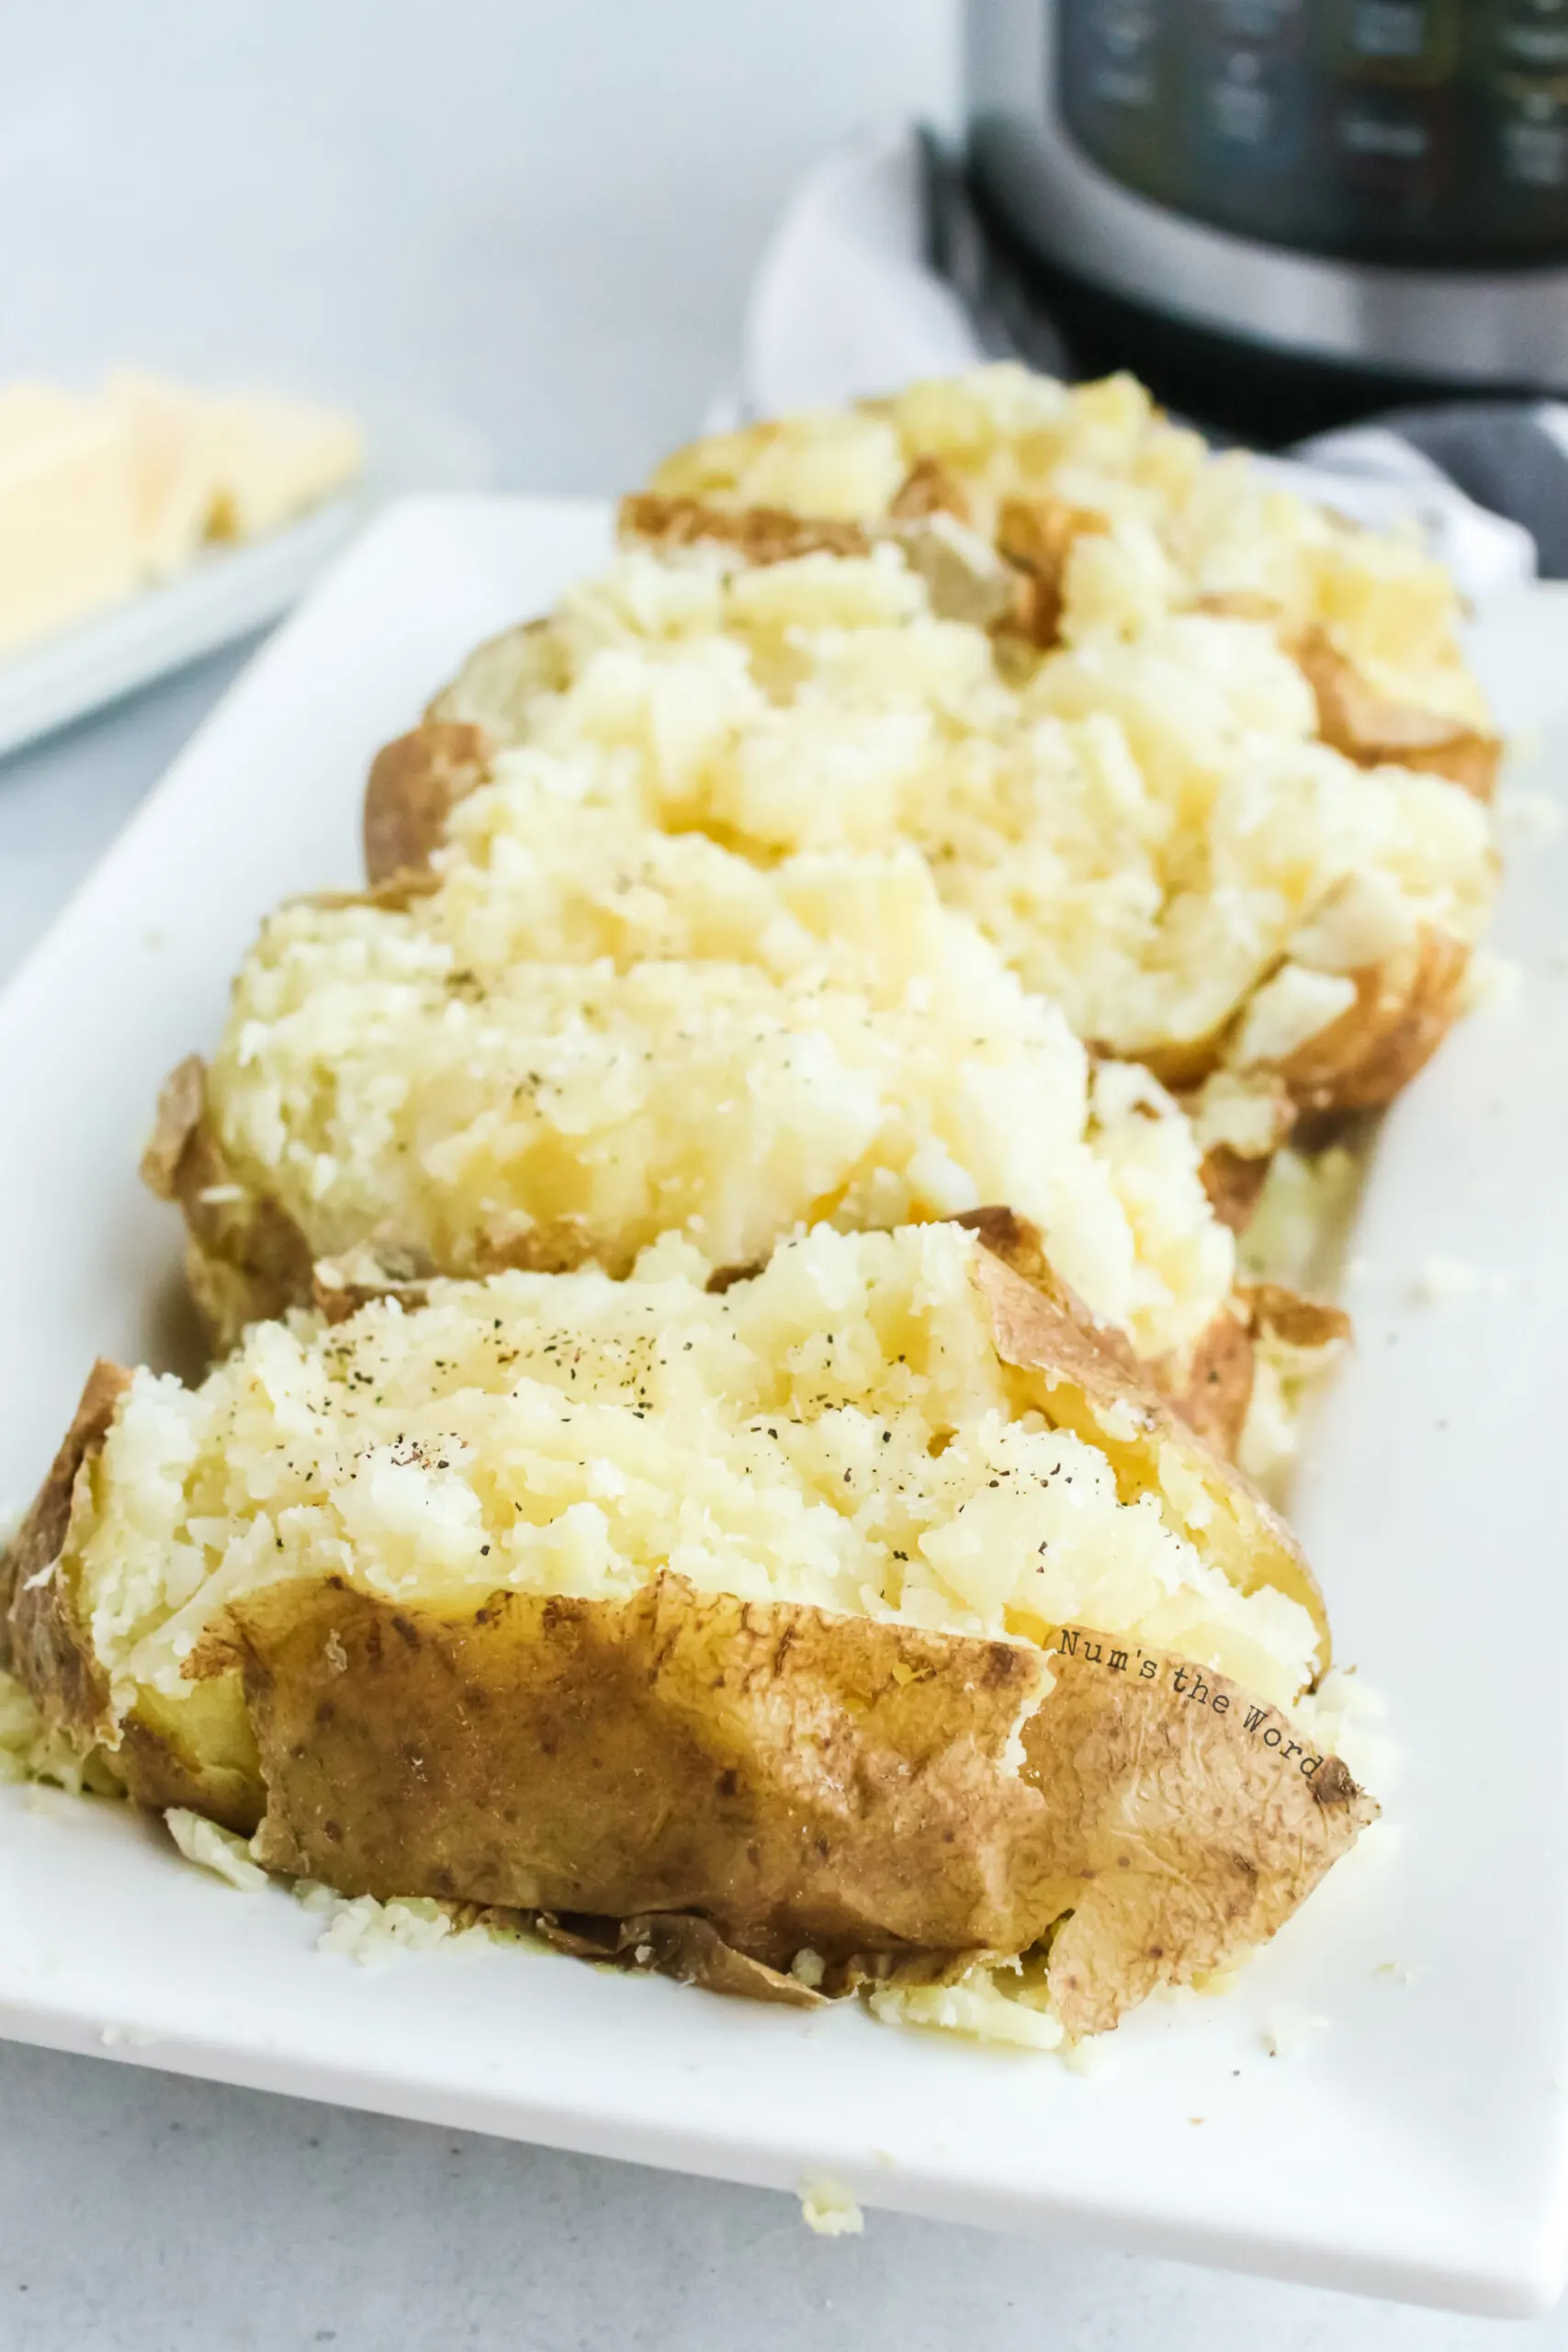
[220, 1569, 1372, 2037]
[362, 720, 492, 887]
[0, 1358, 262, 1833]
[1163, 1283, 1352, 1464]
[993, 496, 1109, 650]
[225, 1574, 1050, 1956]
[0, 1358, 130, 1722]
[959, 1214, 1331, 1666]
[1277, 929, 1473, 1114]
[887, 457, 971, 523]
[141, 1056, 314, 1347]
[618, 492, 871, 567]
[1199, 1144, 1275, 1236]
[1168, 1301, 1257, 1461]
[1296, 628, 1500, 801]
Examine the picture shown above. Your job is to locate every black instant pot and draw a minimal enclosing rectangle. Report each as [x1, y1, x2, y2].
[965, 1, 1568, 439]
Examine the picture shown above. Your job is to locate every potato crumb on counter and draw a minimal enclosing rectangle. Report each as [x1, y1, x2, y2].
[1262, 2005, 1330, 2059]
[798, 2178, 865, 2237]
[1061, 2035, 1116, 2080]
[1458, 951, 1523, 1014]
[1410, 1254, 1487, 1306]
[1495, 788, 1563, 845]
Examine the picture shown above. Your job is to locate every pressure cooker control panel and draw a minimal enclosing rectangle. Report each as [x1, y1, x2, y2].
[1059, 0, 1568, 262]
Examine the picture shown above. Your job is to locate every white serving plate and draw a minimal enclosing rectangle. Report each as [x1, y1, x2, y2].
[1, 497, 1565, 2316]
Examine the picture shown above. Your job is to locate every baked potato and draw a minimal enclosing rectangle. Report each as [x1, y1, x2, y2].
[0, 1218, 1372, 2041]
[145, 788, 1247, 1401]
[644, 363, 1497, 778]
[420, 459, 1495, 1124]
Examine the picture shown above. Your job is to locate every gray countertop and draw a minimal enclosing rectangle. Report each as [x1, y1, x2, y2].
[0, 6, 1556, 2346]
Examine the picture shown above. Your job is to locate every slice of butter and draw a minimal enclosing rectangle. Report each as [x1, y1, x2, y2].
[0, 384, 139, 655]
[104, 368, 224, 581]
[107, 373, 365, 567]
[205, 391, 364, 541]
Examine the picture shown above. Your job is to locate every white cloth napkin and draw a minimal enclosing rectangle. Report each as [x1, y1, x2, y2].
[717, 124, 1541, 600]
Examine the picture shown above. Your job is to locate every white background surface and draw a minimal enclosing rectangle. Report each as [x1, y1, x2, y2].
[0, 7, 1562, 2350]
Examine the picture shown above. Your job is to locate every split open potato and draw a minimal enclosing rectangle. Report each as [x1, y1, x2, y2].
[0, 1219, 1371, 2041]
[414, 375, 1495, 1128]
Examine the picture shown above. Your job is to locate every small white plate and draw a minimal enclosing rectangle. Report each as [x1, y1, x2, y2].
[0, 495, 367, 761]
[0, 395, 491, 761]
[1, 498, 1565, 2316]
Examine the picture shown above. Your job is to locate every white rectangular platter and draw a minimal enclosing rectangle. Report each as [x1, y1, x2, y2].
[2, 496, 1566, 2315]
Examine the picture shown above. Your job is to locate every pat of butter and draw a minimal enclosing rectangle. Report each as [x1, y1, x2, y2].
[206, 391, 364, 541]
[106, 372, 365, 571]
[0, 384, 139, 655]
[104, 368, 224, 581]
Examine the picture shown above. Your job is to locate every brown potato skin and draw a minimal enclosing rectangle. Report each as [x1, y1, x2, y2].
[1296, 629, 1501, 801]
[1134, 929, 1474, 1116]
[220, 1570, 1371, 2037]
[1164, 1283, 1352, 1464]
[0, 1359, 130, 1712]
[962, 1220, 1331, 1665]
[1246, 1283, 1353, 1353]
[1199, 1144, 1275, 1235]
[141, 1057, 315, 1346]
[523, 1908, 829, 2007]
[0, 1359, 262, 1833]
[1276, 930, 1473, 1114]
[618, 492, 871, 566]
[887, 457, 971, 523]
[363, 721, 493, 887]
[993, 497, 1109, 650]
[226, 1574, 1051, 1959]
[1168, 1302, 1257, 1461]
